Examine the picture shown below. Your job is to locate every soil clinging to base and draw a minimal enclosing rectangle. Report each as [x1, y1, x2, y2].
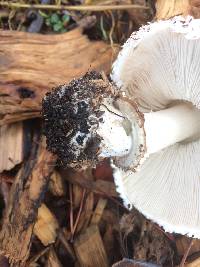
[42, 71, 116, 168]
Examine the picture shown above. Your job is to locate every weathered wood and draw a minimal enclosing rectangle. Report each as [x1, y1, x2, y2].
[75, 190, 94, 235]
[62, 169, 117, 197]
[0, 138, 57, 266]
[156, 0, 200, 19]
[176, 236, 200, 257]
[58, 230, 76, 261]
[33, 203, 59, 246]
[90, 198, 107, 225]
[45, 248, 63, 267]
[155, 0, 189, 19]
[0, 122, 23, 172]
[189, 0, 200, 18]
[185, 257, 200, 267]
[0, 94, 40, 126]
[0, 29, 114, 125]
[49, 171, 66, 197]
[74, 225, 109, 267]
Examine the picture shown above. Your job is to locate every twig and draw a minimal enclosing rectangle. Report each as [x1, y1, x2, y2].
[180, 239, 194, 267]
[0, 2, 149, 12]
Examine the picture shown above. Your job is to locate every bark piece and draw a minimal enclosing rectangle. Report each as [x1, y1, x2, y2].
[0, 29, 114, 125]
[33, 203, 59, 246]
[0, 122, 23, 172]
[74, 225, 109, 267]
[0, 138, 56, 266]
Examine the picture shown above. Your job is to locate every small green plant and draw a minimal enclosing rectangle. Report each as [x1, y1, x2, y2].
[41, 11, 70, 33]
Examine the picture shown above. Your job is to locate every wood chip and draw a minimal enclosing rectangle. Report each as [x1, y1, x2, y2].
[155, 0, 189, 19]
[34, 203, 59, 246]
[90, 198, 107, 225]
[0, 138, 56, 265]
[49, 171, 66, 197]
[176, 236, 200, 257]
[185, 257, 200, 267]
[74, 225, 109, 267]
[156, 0, 200, 20]
[0, 122, 23, 172]
[75, 191, 94, 234]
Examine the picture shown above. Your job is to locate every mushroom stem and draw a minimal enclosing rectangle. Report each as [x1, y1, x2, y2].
[97, 104, 132, 157]
[97, 101, 200, 167]
[144, 102, 200, 154]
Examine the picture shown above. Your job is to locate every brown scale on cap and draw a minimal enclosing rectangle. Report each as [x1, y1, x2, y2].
[42, 71, 117, 168]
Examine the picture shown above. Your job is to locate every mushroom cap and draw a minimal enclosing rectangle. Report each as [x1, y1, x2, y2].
[112, 16, 200, 111]
[111, 16, 200, 237]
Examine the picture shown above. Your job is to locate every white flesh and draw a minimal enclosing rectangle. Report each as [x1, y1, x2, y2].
[109, 16, 200, 237]
[97, 105, 132, 157]
[145, 102, 200, 154]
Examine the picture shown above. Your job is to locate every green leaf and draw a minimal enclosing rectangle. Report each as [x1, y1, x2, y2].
[53, 21, 63, 32]
[50, 13, 60, 24]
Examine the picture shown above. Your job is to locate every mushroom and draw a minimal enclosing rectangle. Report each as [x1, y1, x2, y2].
[42, 16, 200, 237]
[111, 15, 200, 237]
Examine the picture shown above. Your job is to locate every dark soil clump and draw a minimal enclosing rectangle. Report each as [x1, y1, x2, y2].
[42, 71, 114, 168]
